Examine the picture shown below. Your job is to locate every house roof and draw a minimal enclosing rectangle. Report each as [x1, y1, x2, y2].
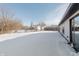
[59, 3, 79, 26]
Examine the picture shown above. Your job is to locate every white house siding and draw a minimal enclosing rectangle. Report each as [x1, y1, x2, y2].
[59, 19, 70, 42]
[64, 19, 70, 41]
[59, 10, 79, 42]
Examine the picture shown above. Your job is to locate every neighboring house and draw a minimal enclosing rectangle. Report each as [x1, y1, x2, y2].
[58, 3, 79, 51]
[36, 25, 41, 31]
[32, 24, 46, 31]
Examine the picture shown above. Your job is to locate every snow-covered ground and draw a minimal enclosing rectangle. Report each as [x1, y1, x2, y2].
[0, 31, 47, 42]
[0, 31, 78, 56]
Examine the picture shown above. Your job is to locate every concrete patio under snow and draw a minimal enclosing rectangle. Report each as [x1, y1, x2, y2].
[0, 31, 77, 56]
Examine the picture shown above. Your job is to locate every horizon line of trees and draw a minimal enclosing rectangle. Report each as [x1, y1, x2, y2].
[0, 7, 58, 34]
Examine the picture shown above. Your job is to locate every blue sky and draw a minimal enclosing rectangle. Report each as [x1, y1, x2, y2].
[0, 3, 69, 26]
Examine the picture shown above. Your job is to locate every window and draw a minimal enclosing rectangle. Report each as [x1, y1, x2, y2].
[71, 15, 79, 51]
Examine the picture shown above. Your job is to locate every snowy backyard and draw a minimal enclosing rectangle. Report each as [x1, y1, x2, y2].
[0, 31, 78, 56]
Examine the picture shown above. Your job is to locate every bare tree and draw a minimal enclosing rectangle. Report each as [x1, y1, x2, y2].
[0, 8, 23, 33]
[0, 8, 15, 33]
